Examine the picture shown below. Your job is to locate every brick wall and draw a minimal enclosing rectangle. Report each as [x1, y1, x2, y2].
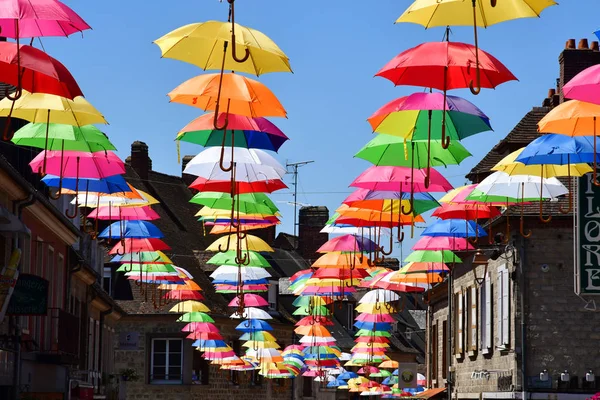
[298, 206, 329, 263]
[559, 38, 600, 102]
[114, 314, 295, 400]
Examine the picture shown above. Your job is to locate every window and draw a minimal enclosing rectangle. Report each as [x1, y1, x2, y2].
[35, 239, 44, 277]
[103, 267, 112, 296]
[347, 303, 355, 331]
[151, 339, 183, 384]
[467, 287, 478, 353]
[454, 291, 464, 358]
[268, 281, 277, 310]
[303, 376, 313, 397]
[56, 254, 64, 310]
[228, 339, 240, 385]
[431, 322, 438, 382]
[497, 265, 510, 349]
[192, 349, 209, 385]
[480, 273, 492, 353]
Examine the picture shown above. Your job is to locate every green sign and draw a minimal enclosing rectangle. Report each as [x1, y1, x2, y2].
[6, 274, 49, 315]
[576, 175, 600, 295]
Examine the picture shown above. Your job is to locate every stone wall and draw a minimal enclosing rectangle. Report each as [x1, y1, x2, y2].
[114, 314, 295, 400]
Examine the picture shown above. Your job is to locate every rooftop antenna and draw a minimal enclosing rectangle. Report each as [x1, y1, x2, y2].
[286, 160, 314, 240]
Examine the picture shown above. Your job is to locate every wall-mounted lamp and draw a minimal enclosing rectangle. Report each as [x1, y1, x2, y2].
[586, 370, 595, 383]
[540, 370, 549, 382]
[561, 370, 570, 382]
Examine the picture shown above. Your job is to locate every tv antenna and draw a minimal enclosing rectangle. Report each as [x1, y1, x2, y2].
[286, 160, 314, 239]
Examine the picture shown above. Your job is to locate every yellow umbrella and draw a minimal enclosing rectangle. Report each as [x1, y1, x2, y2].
[0, 91, 107, 126]
[206, 234, 274, 252]
[158, 280, 201, 291]
[396, 0, 555, 94]
[379, 360, 399, 369]
[242, 341, 280, 349]
[492, 148, 592, 178]
[169, 300, 210, 313]
[356, 303, 397, 314]
[154, 21, 291, 76]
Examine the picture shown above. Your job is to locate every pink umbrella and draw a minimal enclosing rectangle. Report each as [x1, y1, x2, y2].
[181, 322, 220, 333]
[228, 294, 268, 307]
[355, 314, 395, 323]
[412, 236, 474, 251]
[0, 0, 91, 38]
[109, 238, 171, 255]
[164, 290, 204, 300]
[30, 150, 125, 178]
[562, 64, 600, 105]
[214, 284, 268, 292]
[316, 234, 379, 253]
[358, 366, 380, 374]
[350, 166, 453, 192]
[88, 205, 160, 221]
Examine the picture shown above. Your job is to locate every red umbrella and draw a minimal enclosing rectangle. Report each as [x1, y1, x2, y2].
[313, 268, 369, 280]
[189, 176, 287, 194]
[108, 238, 171, 255]
[0, 42, 82, 99]
[164, 290, 203, 300]
[295, 316, 334, 326]
[186, 331, 224, 340]
[376, 40, 516, 148]
[432, 203, 501, 220]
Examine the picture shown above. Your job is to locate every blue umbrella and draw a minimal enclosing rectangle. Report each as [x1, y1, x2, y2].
[212, 278, 269, 285]
[327, 378, 347, 388]
[338, 371, 359, 380]
[42, 174, 131, 194]
[422, 219, 487, 238]
[353, 321, 392, 331]
[516, 134, 600, 165]
[192, 339, 228, 349]
[235, 319, 272, 332]
[98, 220, 164, 239]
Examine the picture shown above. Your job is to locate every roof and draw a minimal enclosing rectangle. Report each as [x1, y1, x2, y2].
[263, 247, 310, 279]
[114, 164, 230, 316]
[466, 107, 551, 182]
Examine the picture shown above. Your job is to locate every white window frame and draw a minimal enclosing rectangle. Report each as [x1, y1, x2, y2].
[103, 266, 112, 296]
[268, 281, 277, 311]
[469, 286, 478, 353]
[150, 338, 184, 384]
[497, 265, 510, 349]
[455, 291, 464, 358]
[480, 273, 492, 353]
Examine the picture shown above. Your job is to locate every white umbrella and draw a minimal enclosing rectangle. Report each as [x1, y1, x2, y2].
[70, 190, 157, 208]
[183, 147, 286, 181]
[230, 307, 272, 320]
[245, 348, 282, 358]
[321, 225, 392, 236]
[359, 289, 400, 304]
[473, 171, 568, 200]
[299, 336, 337, 344]
[210, 265, 271, 282]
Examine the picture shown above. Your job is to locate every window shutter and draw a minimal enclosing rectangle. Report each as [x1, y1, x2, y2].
[497, 269, 504, 346]
[456, 292, 463, 355]
[501, 267, 510, 346]
[470, 286, 477, 351]
[484, 274, 492, 350]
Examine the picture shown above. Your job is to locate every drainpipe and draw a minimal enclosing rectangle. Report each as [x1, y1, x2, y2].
[11, 193, 35, 400]
[447, 270, 453, 400]
[518, 236, 528, 400]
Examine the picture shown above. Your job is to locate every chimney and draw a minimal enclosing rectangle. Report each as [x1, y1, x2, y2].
[559, 37, 600, 102]
[250, 226, 277, 247]
[181, 155, 196, 188]
[128, 141, 152, 180]
[297, 206, 329, 263]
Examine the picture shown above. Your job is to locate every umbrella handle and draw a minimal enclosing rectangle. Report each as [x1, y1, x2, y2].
[116, 239, 126, 256]
[538, 172, 551, 223]
[503, 200, 510, 244]
[49, 140, 66, 200]
[441, 82, 450, 149]
[469, 0, 482, 96]
[559, 163, 573, 214]
[491, 0, 497, 6]
[397, 225, 404, 243]
[65, 157, 80, 219]
[218, 233, 232, 254]
[1, 95, 16, 141]
[219, 130, 234, 172]
[519, 215, 532, 239]
[401, 192, 414, 215]
[227, 0, 250, 63]
[213, 41, 230, 131]
[379, 229, 393, 256]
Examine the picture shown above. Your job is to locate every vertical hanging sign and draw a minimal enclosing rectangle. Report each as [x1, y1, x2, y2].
[0, 249, 22, 324]
[576, 174, 600, 295]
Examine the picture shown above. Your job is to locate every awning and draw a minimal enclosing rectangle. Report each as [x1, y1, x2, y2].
[0, 205, 30, 236]
[417, 388, 447, 399]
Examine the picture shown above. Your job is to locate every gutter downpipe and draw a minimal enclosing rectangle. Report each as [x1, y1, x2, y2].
[11, 194, 35, 400]
[447, 270, 453, 400]
[98, 305, 114, 394]
[518, 236, 528, 400]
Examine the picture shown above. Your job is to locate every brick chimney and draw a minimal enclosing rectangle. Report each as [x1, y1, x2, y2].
[127, 141, 152, 180]
[298, 206, 329, 263]
[250, 226, 276, 246]
[559, 37, 600, 102]
[181, 155, 196, 188]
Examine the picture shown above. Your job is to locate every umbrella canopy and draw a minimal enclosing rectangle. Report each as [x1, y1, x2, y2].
[88, 206, 160, 221]
[183, 147, 286, 181]
[422, 219, 487, 238]
[0, 0, 91, 38]
[153, 20, 291, 75]
[177, 112, 289, 152]
[396, 0, 556, 27]
[13, 123, 115, 152]
[98, 221, 163, 239]
[0, 92, 107, 125]
[109, 238, 170, 254]
[350, 166, 453, 192]
[405, 250, 462, 264]
[368, 92, 491, 140]
[0, 42, 82, 99]
[516, 134, 600, 165]
[30, 150, 125, 178]
[168, 72, 286, 118]
[412, 235, 474, 251]
[228, 294, 268, 308]
[493, 147, 592, 177]
[431, 203, 501, 220]
[317, 234, 379, 253]
[375, 41, 517, 89]
[169, 300, 210, 313]
[538, 100, 600, 136]
[206, 234, 273, 253]
[42, 174, 130, 194]
[561, 64, 600, 105]
[189, 176, 287, 194]
[190, 192, 279, 215]
[468, 171, 569, 201]
[208, 250, 271, 268]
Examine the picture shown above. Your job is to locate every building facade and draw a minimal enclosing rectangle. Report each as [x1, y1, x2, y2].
[426, 38, 600, 399]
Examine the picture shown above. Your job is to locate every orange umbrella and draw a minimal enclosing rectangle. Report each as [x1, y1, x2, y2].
[168, 73, 287, 119]
[312, 252, 371, 269]
[295, 324, 333, 337]
[337, 206, 425, 224]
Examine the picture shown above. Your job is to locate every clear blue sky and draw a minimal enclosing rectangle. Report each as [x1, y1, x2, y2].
[46, 1, 599, 258]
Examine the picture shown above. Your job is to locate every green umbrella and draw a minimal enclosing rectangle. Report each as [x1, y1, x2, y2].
[465, 188, 539, 203]
[355, 329, 391, 337]
[355, 134, 471, 167]
[370, 370, 392, 378]
[405, 250, 462, 264]
[207, 250, 271, 268]
[116, 263, 177, 273]
[12, 123, 116, 152]
[293, 305, 330, 316]
[177, 312, 215, 323]
[190, 192, 279, 215]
